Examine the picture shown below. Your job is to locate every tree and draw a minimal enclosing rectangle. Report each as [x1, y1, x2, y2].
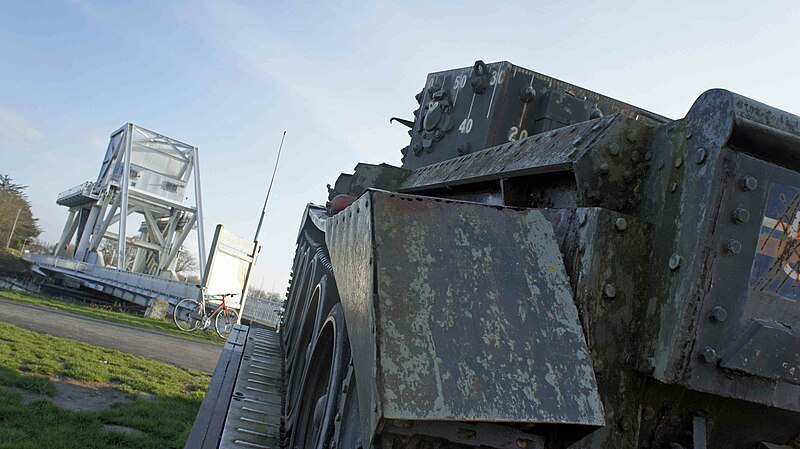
[97, 240, 117, 265]
[249, 288, 283, 302]
[0, 174, 40, 249]
[175, 246, 198, 275]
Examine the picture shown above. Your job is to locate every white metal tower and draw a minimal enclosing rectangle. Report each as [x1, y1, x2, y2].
[53, 123, 206, 280]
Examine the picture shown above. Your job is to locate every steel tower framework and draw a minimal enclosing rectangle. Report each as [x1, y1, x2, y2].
[53, 123, 206, 280]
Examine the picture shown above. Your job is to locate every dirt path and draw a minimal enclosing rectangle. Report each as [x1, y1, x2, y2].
[0, 298, 221, 373]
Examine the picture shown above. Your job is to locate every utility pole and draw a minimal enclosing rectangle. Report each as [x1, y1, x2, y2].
[6, 208, 21, 249]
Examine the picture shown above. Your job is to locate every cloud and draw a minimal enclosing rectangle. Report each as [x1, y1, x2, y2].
[183, 1, 411, 165]
[0, 106, 52, 161]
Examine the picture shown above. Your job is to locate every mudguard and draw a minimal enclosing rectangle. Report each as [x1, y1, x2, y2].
[325, 189, 604, 447]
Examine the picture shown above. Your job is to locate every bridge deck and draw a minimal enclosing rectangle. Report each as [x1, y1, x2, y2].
[185, 324, 283, 449]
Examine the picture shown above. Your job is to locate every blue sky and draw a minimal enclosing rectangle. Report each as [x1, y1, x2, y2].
[2, 0, 799, 292]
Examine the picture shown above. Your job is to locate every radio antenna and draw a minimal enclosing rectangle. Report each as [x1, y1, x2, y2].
[254, 131, 286, 242]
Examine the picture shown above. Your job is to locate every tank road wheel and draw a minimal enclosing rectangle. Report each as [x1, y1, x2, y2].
[285, 272, 341, 412]
[285, 257, 324, 399]
[282, 225, 366, 449]
[288, 304, 350, 449]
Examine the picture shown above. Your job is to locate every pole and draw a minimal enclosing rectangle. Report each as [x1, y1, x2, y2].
[6, 208, 21, 248]
[118, 123, 133, 269]
[193, 147, 207, 276]
[254, 131, 286, 241]
[239, 131, 287, 323]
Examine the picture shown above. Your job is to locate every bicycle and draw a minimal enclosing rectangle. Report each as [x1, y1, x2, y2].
[173, 292, 240, 338]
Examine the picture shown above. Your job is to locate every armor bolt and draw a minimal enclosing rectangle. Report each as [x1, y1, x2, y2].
[741, 176, 758, 191]
[615, 217, 628, 231]
[732, 208, 749, 224]
[696, 148, 707, 164]
[726, 239, 742, 255]
[710, 306, 728, 323]
[700, 347, 718, 364]
[603, 283, 617, 299]
[669, 254, 682, 271]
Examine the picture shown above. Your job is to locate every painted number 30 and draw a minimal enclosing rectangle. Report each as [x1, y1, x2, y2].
[508, 126, 528, 141]
[490, 70, 506, 86]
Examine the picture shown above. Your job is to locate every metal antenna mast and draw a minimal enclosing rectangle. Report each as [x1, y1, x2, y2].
[239, 131, 287, 322]
[254, 131, 287, 242]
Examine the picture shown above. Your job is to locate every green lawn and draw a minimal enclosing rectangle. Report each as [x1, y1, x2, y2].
[0, 322, 211, 448]
[0, 288, 223, 345]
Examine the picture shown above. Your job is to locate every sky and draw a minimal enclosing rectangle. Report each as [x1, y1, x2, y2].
[1, 0, 799, 293]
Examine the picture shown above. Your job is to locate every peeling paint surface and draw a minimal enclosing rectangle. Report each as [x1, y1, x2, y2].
[366, 190, 603, 426]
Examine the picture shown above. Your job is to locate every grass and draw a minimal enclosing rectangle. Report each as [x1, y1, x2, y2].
[0, 322, 211, 448]
[0, 288, 223, 345]
[0, 322, 209, 397]
[0, 366, 56, 396]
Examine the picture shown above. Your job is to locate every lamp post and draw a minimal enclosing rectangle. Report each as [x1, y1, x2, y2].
[21, 237, 32, 254]
[5, 208, 21, 249]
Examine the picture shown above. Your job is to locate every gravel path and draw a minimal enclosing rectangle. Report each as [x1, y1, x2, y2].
[0, 298, 221, 373]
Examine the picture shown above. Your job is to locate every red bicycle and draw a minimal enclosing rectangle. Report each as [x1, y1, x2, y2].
[173, 292, 240, 338]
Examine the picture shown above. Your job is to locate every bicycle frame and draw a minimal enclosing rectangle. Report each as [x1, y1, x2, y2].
[202, 291, 236, 320]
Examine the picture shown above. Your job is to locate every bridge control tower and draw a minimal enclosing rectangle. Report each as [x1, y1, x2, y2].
[54, 123, 206, 278]
[30, 124, 207, 310]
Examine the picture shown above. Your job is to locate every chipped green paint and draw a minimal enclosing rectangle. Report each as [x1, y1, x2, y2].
[327, 190, 604, 443]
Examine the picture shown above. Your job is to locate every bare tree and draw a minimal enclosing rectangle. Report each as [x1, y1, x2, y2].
[175, 246, 199, 275]
[249, 288, 283, 302]
[97, 240, 116, 265]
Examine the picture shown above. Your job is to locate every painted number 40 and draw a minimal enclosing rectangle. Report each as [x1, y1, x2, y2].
[459, 118, 473, 134]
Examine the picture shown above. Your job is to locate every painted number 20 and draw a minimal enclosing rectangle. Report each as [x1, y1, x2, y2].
[508, 126, 528, 141]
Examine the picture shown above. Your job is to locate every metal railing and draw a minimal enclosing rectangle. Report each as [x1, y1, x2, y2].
[56, 182, 96, 204]
[241, 296, 283, 328]
[27, 254, 201, 305]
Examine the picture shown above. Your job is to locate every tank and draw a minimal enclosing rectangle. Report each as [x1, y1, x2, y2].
[201, 60, 800, 449]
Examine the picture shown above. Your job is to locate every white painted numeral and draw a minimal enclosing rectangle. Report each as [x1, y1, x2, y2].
[453, 75, 467, 90]
[508, 126, 528, 141]
[459, 118, 473, 134]
[490, 70, 506, 86]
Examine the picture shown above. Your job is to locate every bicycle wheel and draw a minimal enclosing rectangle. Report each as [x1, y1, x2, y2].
[214, 308, 239, 339]
[174, 298, 202, 332]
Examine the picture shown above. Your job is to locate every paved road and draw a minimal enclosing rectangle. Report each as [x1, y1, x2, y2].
[0, 298, 221, 373]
